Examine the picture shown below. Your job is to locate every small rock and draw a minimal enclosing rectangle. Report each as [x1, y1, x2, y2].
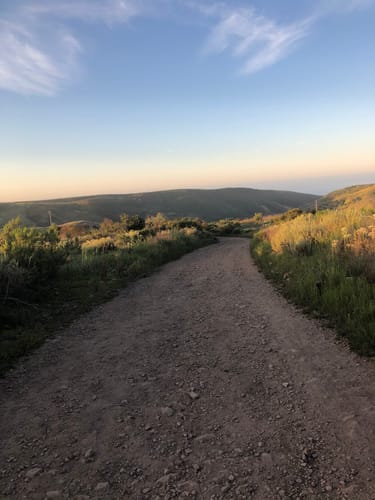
[84, 449, 95, 462]
[282, 382, 289, 388]
[46, 491, 61, 499]
[145, 424, 153, 431]
[195, 433, 214, 443]
[188, 391, 200, 400]
[161, 406, 175, 417]
[156, 473, 177, 485]
[95, 482, 109, 491]
[178, 480, 199, 491]
[26, 468, 42, 479]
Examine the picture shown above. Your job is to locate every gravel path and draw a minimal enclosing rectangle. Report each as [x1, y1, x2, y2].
[1, 238, 375, 500]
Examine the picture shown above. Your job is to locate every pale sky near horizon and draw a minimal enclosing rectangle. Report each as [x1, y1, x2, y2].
[0, 0, 374, 202]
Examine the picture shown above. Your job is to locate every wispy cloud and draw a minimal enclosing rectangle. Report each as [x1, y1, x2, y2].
[0, 0, 139, 96]
[202, 6, 311, 75]
[194, 0, 375, 75]
[0, 20, 81, 96]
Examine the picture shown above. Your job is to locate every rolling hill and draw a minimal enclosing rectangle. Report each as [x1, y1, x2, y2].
[0, 188, 317, 226]
[319, 184, 375, 211]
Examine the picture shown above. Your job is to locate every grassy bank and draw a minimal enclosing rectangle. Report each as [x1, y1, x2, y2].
[0, 217, 215, 375]
[251, 209, 375, 355]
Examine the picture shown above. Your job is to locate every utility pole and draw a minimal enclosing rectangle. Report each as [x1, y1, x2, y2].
[315, 199, 318, 213]
[48, 210, 53, 226]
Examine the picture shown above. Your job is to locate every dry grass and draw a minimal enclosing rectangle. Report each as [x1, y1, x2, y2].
[252, 207, 375, 355]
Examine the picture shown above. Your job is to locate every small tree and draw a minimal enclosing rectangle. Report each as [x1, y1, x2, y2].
[119, 214, 145, 231]
[145, 212, 168, 231]
[253, 212, 263, 223]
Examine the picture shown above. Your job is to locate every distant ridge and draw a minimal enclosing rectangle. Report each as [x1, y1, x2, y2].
[319, 184, 375, 211]
[0, 188, 317, 226]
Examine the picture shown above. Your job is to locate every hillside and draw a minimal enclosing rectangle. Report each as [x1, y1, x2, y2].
[0, 188, 317, 226]
[319, 183, 375, 211]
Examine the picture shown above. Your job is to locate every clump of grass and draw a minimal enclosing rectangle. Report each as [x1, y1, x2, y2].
[251, 208, 375, 355]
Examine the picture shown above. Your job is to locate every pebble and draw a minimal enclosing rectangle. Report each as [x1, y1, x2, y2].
[95, 482, 109, 491]
[188, 391, 200, 400]
[84, 449, 95, 462]
[156, 473, 177, 484]
[46, 491, 61, 499]
[161, 406, 175, 417]
[26, 467, 42, 479]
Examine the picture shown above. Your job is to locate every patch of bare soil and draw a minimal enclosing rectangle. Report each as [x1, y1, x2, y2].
[1, 238, 375, 499]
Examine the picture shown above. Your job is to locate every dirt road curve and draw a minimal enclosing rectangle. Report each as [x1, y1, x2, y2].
[1, 238, 375, 500]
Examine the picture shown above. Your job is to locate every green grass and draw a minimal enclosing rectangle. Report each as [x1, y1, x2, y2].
[251, 237, 375, 355]
[0, 232, 216, 376]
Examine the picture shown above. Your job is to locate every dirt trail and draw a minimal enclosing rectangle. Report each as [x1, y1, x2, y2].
[1, 238, 375, 500]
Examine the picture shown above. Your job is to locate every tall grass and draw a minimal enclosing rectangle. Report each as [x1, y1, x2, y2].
[251, 208, 375, 355]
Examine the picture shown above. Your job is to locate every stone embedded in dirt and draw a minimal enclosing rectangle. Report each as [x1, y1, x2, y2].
[84, 448, 95, 462]
[161, 406, 175, 417]
[156, 473, 177, 485]
[195, 433, 214, 443]
[145, 424, 153, 431]
[26, 467, 42, 479]
[178, 480, 199, 491]
[46, 491, 61, 499]
[95, 482, 109, 491]
[188, 391, 200, 400]
[282, 382, 289, 388]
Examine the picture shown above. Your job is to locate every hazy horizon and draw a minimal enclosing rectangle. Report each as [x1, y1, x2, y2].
[1, 0, 374, 202]
[2, 172, 375, 204]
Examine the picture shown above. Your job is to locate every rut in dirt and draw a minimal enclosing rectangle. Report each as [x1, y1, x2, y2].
[1, 238, 375, 500]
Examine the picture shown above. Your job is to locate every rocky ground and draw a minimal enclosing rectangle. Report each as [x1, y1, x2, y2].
[0, 238, 375, 499]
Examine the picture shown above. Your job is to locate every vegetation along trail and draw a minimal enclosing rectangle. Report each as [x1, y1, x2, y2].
[1, 238, 375, 499]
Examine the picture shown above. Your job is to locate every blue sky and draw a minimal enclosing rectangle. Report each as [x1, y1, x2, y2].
[0, 0, 374, 201]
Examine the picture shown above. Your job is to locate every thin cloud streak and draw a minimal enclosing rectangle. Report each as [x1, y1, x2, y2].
[0, 20, 81, 96]
[201, 5, 311, 75]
